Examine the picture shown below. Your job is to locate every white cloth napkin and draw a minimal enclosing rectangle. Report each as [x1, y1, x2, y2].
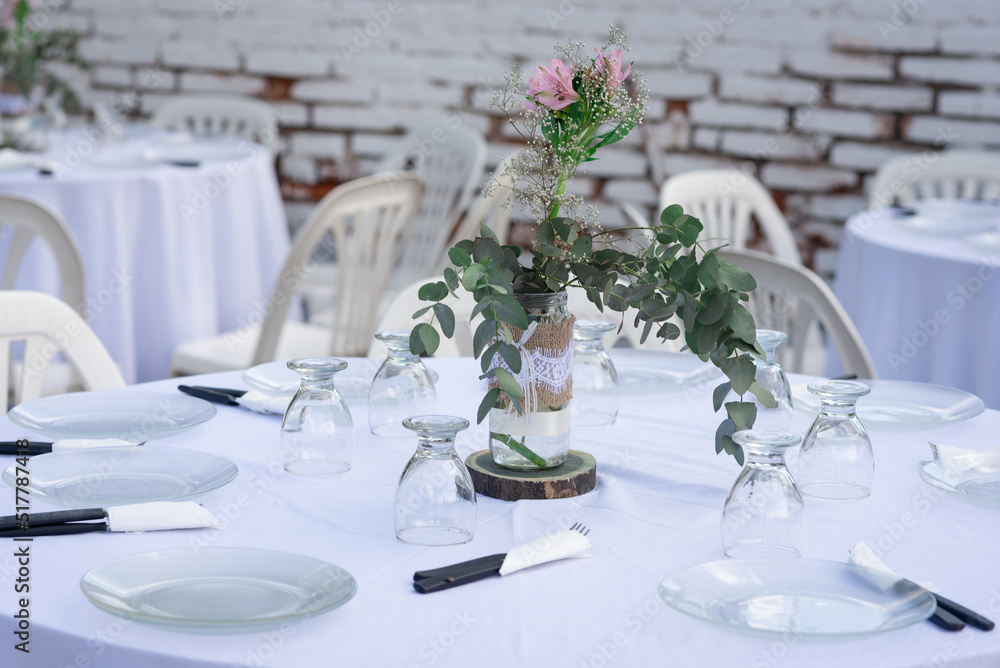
[849, 541, 935, 591]
[106, 501, 222, 533]
[236, 390, 291, 415]
[499, 529, 592, 576]
[52, 438, 143, 451]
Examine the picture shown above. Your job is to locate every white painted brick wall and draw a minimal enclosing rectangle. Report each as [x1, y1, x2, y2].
[46, 0, 1000, 273]
[832, 84, 933, 112]
[689, 100, 787, 131]
[794, 108, 894, 140]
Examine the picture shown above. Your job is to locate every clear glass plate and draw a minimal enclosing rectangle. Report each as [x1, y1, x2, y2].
[793, 380, 984, 426]
[913, 199, 1000, 222]
[81, 547, 356, 632]
[920, 450, 1000, 502]
[1, 446, 238, 507]
[659, 558, 935, 636]
[895, 215, 997, 236]
[244, 359, 438, 398]
[7, 392, 216, 440]
[608, 349, 722, 391]
[962, 231, 1000, 254]
[152, 137, 253, 163]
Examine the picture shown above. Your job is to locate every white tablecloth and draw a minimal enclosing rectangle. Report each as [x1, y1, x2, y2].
[2, 358, 1000, 667]
[0, 128, 289, 383]
[833, 210, 1000, 409]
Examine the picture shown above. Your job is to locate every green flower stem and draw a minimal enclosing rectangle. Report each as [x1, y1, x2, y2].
[490, 432, 549, 468]
[548, 175, 567, 221]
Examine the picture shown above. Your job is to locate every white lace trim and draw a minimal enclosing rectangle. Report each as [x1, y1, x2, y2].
[491, 343, 574, 395]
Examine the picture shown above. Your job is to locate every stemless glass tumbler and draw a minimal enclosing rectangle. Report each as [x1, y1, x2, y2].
[797, 380, 874, 500]
[368, 330, 437, 437]
[722, 428, 805, 559]
[394, 416, 476, 546]
[571, 319, 619, 427]
[280, 358, 355, 476]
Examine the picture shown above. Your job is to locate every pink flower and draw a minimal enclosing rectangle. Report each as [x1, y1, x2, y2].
[527, 58, 580, 111]
[594, 48, 631, 91]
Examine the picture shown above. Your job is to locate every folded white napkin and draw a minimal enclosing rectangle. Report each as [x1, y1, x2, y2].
[499, 529, 592, 576]
[236, 390, 291, 415]
[52, 438, 142, 451]
[106, 501, 222, 533]
[849, 541, 935, 591]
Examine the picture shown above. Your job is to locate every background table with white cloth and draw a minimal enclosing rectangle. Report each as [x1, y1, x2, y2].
[2, 357, 999, 667]
[0, 128, 289, 383]
[833, 210, 1000, 410]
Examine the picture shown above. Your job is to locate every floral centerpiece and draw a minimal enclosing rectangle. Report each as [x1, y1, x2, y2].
[0, 0, 82, 115]
[410, 27, 773, 469]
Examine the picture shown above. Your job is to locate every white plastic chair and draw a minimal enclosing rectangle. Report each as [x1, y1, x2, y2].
[718, 249, 876, 378]
[660, 170, 801, 265]
[378, 123, 487, 289]
[870, 150, 1000, 205]
[367, 279, 474, 359]
[151, 94, 278, 155]
[1, 291, 125, 413]
[439, 150, 520, 262]
[170, 173, 424, 375]
[0, 193, 85, 313]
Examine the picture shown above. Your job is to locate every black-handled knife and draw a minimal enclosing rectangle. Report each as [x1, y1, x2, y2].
[0, 440, 145, 456]
[178, 385, 246, 406]
[413, 554, 507, 594]
[935, 594, 994, 631]
[0, 441, 61, 456]
[0, 523, 109, 538]
[929, 605, 966, 631]
[0, 508, 107, 531]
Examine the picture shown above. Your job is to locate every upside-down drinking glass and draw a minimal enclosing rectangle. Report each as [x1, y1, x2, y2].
[722, 428, 805, 559]
[571, 319, 619, 427]
[750, 329, 794, 428]
[280, 358, 354, 476]
[797, 380, 873, 500]
[368, 330, 437, 437]
[394, 415, 476, 546]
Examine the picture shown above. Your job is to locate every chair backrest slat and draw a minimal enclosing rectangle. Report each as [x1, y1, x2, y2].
[251, 173, 424, 364]
[0, 194, 86, 315]
[718, 249, 876, 378]
[660, 169, 802, 265]
[870, 151, 1000, 207]
[0, 291, 125, 413]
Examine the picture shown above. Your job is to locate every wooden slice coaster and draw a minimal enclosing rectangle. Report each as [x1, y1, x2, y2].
[465, 449, 596, 501]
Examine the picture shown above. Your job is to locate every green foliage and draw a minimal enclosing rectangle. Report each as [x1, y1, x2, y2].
[409, 205, 774, 462]
[0, 0, 86, 111]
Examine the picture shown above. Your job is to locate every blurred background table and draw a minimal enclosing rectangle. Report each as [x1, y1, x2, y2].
[0, 127, 289, 383]
[833, 208, 1000, 409]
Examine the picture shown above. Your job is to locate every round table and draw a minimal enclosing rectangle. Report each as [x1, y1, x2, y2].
[3, 358, 1000, 667]
[833, 208, 1000, 409]
[0, 127, 289, 383]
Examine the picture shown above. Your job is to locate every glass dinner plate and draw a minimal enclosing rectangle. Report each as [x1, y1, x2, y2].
[913, 199, 1000, 222]
[658, 558, 935, 636]
[243, 359, 438, 398]
[895, 215, 997, 236]
[81, 547, 357, 631]
[962, 231, 1000, 254]
[2, 446, 238, 507]
[152, 137, 254, 163]
[920, 450, 1000, 502]
[7, 392, 216, 440]
[608, 349, 722, 391]
[792, 380, 984, 427]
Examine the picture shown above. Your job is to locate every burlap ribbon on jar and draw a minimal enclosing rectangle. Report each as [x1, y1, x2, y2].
[490, 316, 575, 412]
